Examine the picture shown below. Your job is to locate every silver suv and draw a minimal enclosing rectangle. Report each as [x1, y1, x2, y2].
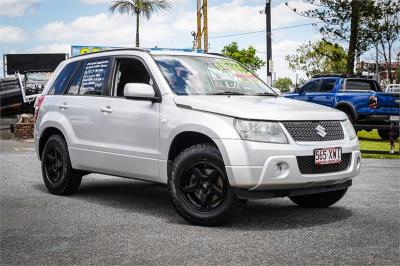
[34, 49, 361, 226]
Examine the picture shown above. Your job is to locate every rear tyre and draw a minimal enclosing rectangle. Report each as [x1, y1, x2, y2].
[41, 134, 82, 195]
[378, 129, 399, 140]
[169, 144, 246, 226]
[289, 189, 348, 208]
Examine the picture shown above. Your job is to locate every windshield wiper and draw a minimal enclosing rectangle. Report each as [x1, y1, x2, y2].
[253, 92, 277, 97]
[208, 91, 245, 95]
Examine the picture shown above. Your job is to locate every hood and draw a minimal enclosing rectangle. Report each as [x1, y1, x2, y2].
[174, 95, 347, 121]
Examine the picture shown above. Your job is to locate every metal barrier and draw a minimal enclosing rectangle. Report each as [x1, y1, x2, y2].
[354, 123, 400, 155]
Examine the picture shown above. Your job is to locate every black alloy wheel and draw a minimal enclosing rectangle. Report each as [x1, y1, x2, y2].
[41, 134, 82, 195]
[169, 144, 246, 226]
[43, 146, 66, 184]
[179, 161, 227, 212]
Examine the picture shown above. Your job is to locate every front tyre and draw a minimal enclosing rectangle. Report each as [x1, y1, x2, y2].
[169, 144, 246, 226]
[289, 189, 348, 208]
[41, 135, 82, 195]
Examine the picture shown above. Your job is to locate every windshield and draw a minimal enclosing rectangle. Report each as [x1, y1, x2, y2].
[153, 55, 276, 96]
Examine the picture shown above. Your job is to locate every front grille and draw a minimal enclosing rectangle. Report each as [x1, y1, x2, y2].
[297, 153, 351, 174]
[282, 121, 344, 142]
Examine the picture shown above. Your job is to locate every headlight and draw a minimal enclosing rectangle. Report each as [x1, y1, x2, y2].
[342, 119, 357, 140]
[233, 119, 288, 143]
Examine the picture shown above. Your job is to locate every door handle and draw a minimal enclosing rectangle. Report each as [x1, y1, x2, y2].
[100, 106, 113, 113]
[58, 102, 68, 110]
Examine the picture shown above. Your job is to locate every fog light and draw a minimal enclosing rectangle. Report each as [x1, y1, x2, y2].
[274, 163, 282, 176]
[357, 156, 361, 170]
[272, 162, 289, 178]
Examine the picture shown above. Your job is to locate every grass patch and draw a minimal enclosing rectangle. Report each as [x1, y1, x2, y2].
[358, 129, 400, 159]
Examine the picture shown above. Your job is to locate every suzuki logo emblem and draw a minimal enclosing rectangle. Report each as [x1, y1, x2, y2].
[315, 125, 327, 138]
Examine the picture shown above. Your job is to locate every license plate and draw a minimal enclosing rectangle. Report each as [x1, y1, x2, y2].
[314, 147, 342, 165]
[390, 115, 399, 122]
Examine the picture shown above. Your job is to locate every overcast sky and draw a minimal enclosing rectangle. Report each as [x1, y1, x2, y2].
[0, 0, 329, 80]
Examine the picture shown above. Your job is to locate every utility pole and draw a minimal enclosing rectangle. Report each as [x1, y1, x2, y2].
[265, 0, 272, 85]
[196, 0, 208, 52]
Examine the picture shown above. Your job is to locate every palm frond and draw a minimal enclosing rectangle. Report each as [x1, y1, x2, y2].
[141, 0, 171, 20]
[110, 0, 138, 15]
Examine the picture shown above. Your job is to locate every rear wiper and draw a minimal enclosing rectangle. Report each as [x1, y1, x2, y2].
[208, 91, 245, 95]
[253, 92, 277, 97]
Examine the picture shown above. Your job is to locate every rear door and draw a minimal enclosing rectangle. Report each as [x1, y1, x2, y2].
[61, 57, 113, 172]
[307, 78, 337, 107]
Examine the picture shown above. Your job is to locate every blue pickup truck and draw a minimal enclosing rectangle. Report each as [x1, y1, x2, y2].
[285, 76, 400, 140]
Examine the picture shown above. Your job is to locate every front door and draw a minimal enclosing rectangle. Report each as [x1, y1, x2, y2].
[98, 56, 161, 182]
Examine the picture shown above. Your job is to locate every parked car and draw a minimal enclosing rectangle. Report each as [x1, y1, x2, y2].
[385, 84, 400, 93]
[0, 71, 53, 116]
[285, 76, 400, 140]
[34, 49, 361, 226]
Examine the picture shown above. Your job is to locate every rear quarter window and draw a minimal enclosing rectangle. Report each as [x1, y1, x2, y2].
[48, 61, 79, 95]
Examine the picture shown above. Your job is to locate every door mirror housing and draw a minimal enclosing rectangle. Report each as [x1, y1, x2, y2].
[123, 83, 160, 102]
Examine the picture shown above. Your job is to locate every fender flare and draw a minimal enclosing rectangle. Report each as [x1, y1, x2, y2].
[335, 101, 358, 121]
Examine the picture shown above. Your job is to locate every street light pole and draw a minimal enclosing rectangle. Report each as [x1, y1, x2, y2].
[265, 0, 272, 85]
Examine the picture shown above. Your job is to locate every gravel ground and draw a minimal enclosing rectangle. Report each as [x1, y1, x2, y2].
[0, 139, 399, 265]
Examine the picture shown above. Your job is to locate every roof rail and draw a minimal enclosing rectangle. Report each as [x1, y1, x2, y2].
[312, 74, 348, 78]
[72, 48, 150, 58]
[206, 52, 228, 58]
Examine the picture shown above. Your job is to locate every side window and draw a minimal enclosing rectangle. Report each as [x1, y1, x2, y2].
[320, 79, 337, 92]
[48, 61, 78, 95]
[302, 80, 321, 92]
[346, 80, 374, 91]
[79, 58, 110, 96]
[113, 58, 152, 97]
[67, 62, 86, 95]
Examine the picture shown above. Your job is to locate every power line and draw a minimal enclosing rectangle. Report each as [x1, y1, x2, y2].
[209, 22, 321, 39]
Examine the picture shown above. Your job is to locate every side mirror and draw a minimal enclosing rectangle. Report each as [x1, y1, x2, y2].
[123, 83, 160, 102]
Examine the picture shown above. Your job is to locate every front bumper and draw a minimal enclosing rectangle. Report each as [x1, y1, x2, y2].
[217, 137, 361, 191]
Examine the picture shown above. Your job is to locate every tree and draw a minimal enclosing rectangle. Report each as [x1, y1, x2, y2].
[367, 0, 400, 83]
[273, 77, 293, 93]
[286, 0, 376, 75]
[285, 40, 347, 78]
[110, 0, 171, 48]
[221, 42, 266, 72]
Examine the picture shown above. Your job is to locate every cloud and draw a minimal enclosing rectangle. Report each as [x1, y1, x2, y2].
[0, 0, 39, 17]
[0, 26, 28, 43]
[80, 0, 188, 5]
[175, 0, 315, 35]
[36, 13, 177, 48]
[29, 44, 71, 54]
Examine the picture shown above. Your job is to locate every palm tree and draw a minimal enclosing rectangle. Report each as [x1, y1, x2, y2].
[110, 0, 171, 47]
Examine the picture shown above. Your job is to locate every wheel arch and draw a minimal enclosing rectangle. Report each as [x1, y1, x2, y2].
[168, 131, 221, 165]
[335, 101, 358, 122]
[38, 127, 67, 160]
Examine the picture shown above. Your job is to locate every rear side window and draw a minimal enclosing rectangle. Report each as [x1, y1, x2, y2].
[320, 79, 337, 92]
[79, 59, 110, 96]
[48, 61, 78, 95]
[346, 80, 374, 91]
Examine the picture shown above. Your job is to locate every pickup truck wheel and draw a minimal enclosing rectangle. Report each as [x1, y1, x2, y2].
[169, 144, 246, 226]
[378, 129, 399, 140]
[41, 135, 82, 195]
[289, 189, 347, 208]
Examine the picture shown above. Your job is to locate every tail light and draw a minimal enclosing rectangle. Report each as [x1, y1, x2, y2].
[368, 96, 377, 109]
[34, 95, 45, 122]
